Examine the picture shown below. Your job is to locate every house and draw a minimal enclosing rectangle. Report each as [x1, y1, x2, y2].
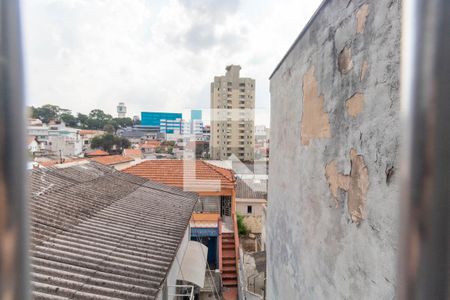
[79, 129, 104, 151]
[123, 148, 143, 158]
[140, 140, 161, 154]
[124, 160, 240, 295]
[27, 136, 41, 153]
[29, 161, 207, 299]
[85, 149, 109, 157]
[90, 154, 135, 170]
[123, 148, 144, 163]
[235, 178, 267, 235]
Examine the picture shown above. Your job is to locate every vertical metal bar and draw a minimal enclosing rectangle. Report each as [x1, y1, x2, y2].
[0, 0, 29, 299]
[399, 0, 450, 299]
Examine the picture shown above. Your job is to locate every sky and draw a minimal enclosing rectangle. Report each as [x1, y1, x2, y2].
[22, 0, 323, 126]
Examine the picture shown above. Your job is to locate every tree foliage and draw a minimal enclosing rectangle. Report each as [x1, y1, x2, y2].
[237, 214, 249, 236]
[29, 105, 135, 131]
[90, 134, 131, 153]
[30, 104, 61, 124]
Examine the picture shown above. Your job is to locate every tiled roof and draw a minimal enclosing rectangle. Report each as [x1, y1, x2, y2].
[39, 157, 88, 167]
[123, 160, 235, 192]
[29, 161, 198, 299]
[123, 148, 143, 158]
[236, 178, 267, 199]
[90, 155, 134, 166]
[85, 149, 109, 157]
[140, 141, 161, 149]
[79, 130, 101, 136]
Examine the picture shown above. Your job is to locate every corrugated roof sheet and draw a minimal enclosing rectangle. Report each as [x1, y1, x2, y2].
[236, 178, 267, 199]
[30, 161, 198, 300]
[123, 160, 235, 192]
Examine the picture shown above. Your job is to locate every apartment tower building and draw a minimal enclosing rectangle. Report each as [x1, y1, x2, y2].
[210, 65, 255, 161]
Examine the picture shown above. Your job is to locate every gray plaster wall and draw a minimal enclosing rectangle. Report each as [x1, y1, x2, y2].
[267, 0, 401, 299]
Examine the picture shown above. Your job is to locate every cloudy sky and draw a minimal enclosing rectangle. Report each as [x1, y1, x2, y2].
[22, 0, 322, 126]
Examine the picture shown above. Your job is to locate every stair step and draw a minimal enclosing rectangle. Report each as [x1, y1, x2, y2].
[223, 244, 235, 249]
[223, 251, 236, 258]
[222, 266, 236, 272]
[223, 279, 238, 287]
[223, 273, 237, 279]
[223, 259, 236, 266]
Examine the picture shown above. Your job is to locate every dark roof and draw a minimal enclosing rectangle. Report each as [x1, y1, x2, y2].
[30, 161, 198, 300]
[236, 178, 267, 199]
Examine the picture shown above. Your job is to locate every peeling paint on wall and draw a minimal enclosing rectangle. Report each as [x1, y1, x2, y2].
[325, 149, 369, 224]
[345, 93, 365, 117]
[325, 160, 350, 206]
[300, 66, 332, 145]
[360, 60, 369, 81]
[338, 46, 353, 74]
[348, 149, 369, 223]
[356, 3, 369, 33]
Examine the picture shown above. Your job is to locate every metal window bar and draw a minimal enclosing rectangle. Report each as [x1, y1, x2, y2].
[167, 284, 194, 299]
[0, 0, 29, 299]
[398, 0, 450, 299]
[0, 0, 449, 299]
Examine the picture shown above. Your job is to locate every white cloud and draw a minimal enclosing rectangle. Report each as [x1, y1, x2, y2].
[22, 0, 323, 126]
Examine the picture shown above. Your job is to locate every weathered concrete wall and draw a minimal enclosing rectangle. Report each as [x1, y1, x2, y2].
[267, 0, 401, 299]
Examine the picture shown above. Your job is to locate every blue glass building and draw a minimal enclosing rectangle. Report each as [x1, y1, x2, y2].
[190, 109, 202, 120]
[141, 112, 182, 134]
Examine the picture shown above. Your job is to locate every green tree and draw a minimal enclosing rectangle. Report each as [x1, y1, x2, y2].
[103, 123, 115, 134]
[60, 111, 78, 127]
[90, 134, 130, 153]
[77, 113, 89, 128]
[237, 214, 249, 236]
[33, 104, 61, 123]
[88, 109, 113, 129]
[112, 117, 133, 129]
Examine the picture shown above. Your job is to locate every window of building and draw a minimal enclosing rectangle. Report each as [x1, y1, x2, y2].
[227, 82, 232, 86]
[247, 205, 252, 214]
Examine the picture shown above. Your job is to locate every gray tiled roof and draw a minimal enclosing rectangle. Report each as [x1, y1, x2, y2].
[30, 162, 198, 300]
[236, 178, 267, 199]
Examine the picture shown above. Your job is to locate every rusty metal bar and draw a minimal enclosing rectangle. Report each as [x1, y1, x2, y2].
[399, 0, 450, 299]
[0, 0, 29, 299]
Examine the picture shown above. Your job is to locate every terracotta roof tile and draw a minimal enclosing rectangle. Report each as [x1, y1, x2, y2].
[140, 141, 161, 149]
[123, 148, 143, 158]
[85, 149, 109, 157]
[79, 130, 101, 135]
[123, 160, 235, 192]
[90, 155, 134, 166]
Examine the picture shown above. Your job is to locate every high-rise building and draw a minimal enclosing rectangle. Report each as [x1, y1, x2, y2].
[210, 65, 255, 161]
[141, 112, 182, 134]
[117, 102, 127, 118]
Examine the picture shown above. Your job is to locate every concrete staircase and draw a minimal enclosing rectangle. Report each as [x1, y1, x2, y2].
[222, 232, 238, 287]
